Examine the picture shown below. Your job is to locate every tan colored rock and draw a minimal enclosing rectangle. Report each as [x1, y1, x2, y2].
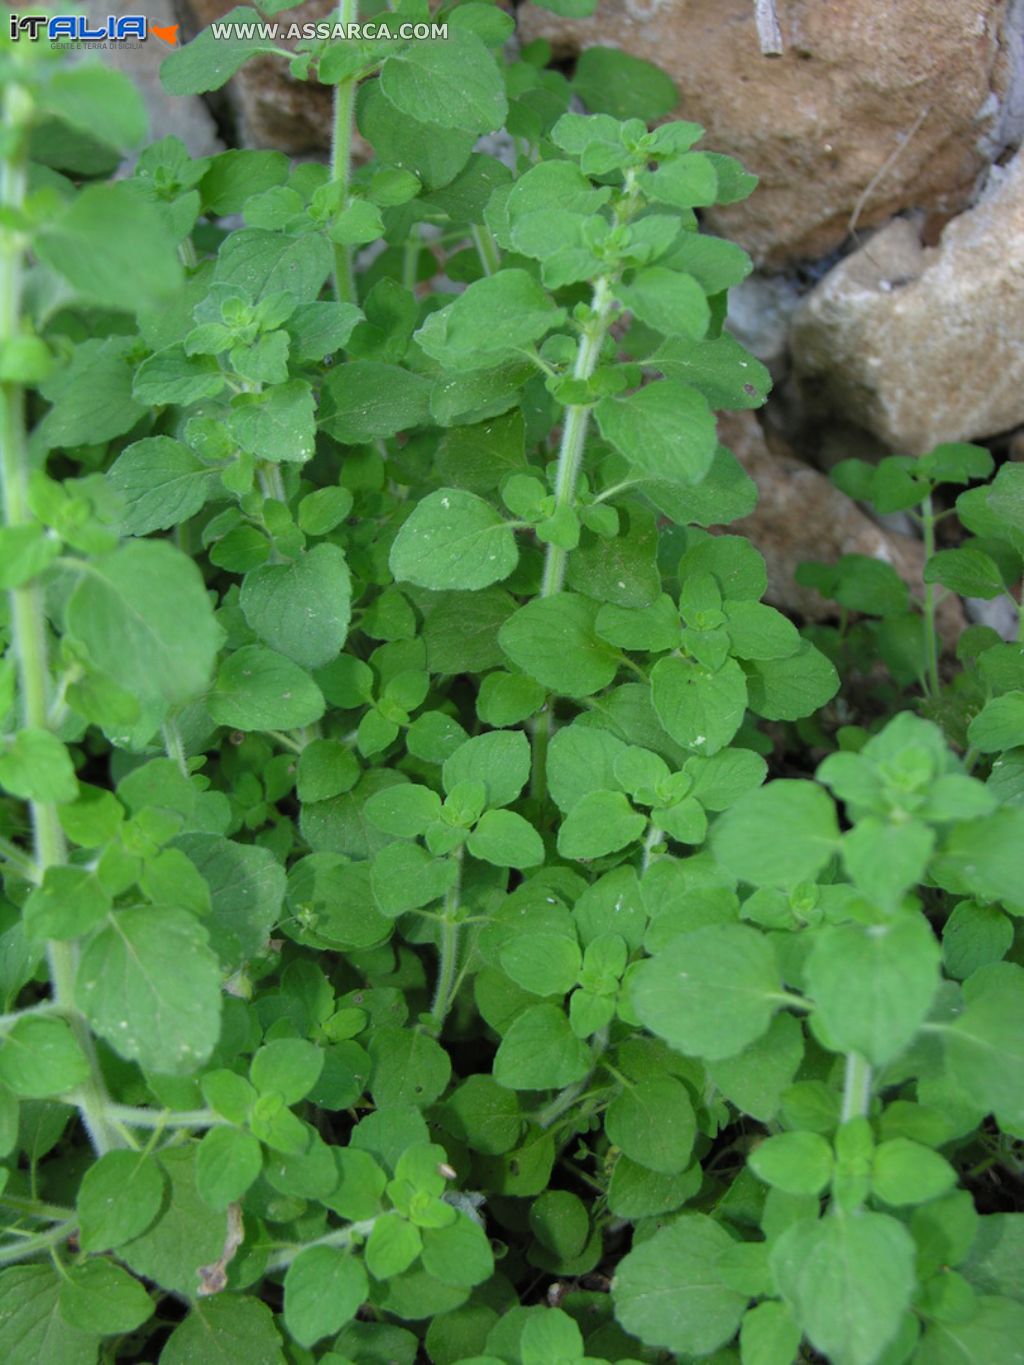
[518, 0, 1019, 266]
[790, 150, 1024, 453]
[718, 412, 964, 642]
[175, 0, 335, 153]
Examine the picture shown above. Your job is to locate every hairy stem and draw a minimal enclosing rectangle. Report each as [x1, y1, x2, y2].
[539, 276, 614, 599]
[429, 849, 464, 1028]
[471, 223, 501, 276]
[0, 1219, 78, 1266]
[537, 1025, 610, 1130]
[329, 0, 360, 303]
[102, 1105, 228, 1130]
[920, 493, 941, 696]
[840, 1051, 872, 1122]
[0, 79, 120, 1156]
[265, 1217, 376, 1272]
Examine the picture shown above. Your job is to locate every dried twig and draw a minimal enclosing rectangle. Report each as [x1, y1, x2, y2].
[753, 0, 784, 56]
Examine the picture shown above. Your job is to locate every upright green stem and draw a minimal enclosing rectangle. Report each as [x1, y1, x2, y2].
[921, 493, 941, 696]
[0, 78, 119, 1156]
[329, 0, 360, 304]
[841, 1051, 872, 1122]
[537, 1025, 610, 1130]
[539, 276, 615, 600]
[429, 849, 464, 1028]
[471, 223, 501, 276]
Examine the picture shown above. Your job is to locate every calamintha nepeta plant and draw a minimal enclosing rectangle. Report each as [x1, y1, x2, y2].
[0, 4, 1022, 1363]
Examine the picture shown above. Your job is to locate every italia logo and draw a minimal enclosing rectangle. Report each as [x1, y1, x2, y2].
[8, 14, 179, 43]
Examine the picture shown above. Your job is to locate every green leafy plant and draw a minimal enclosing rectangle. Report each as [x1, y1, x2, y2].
[0, 5, 1022, 1363]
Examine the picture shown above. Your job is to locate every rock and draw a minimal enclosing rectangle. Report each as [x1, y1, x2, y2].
[85, 0, 222, 157]
[518, 0, 1021, 265]
[790, 150, 1024, 452]
[718, 412, 965, 642]
[175, 0, 335, 153]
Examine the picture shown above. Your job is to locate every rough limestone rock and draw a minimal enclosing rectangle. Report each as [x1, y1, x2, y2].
[175, 0, 335, 152]
[790, 150, 1024, 453]
[87, 0, 222, 157]
[718, 412, 964, 642]
[518, 0, 1021, 265]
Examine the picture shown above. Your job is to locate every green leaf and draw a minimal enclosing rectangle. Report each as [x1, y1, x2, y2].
[740, 1300, 801, 1365]
[174, 834, 285, 972]
[0, 525, 59, 590]
[750, 1131, 833, 1195]
[283, 1247, 367, 1347]
[369, 1027, 452, 1107]
[619, 268, 710, 339]
[572, 47, 678, 121]
[36, 184, 182, 312]
[499, 593, 619, 697]
[162, 8, 281, 94]
[654, 332, 771, 410]
[390, 490, 518, 590]
[915, 1297, 1024, 1365]
[421, 1211, 495, 1287]
[0, 1016, 89, 1098]
[77, 908, 222, 1076]
[364, 783, 441, 837]
[366, 1213, 422, 1279]
[943, 981, 1024, 1121]
[596, 381, 716, 485]
[606, 1076, 695, 1174]
[443, 1075, 524, 1155]
[415, 271, 564, 373]
[208, 646, 325, 731]
[39, 337, 142, 445]
[871, 1138, 956, 1206]
[493, 1005, 591, 1090]
[58, 1260, 153, 1335]
[319, 361, 432, 443]
[0, 729, 77, 804]
[711, 780, 840, 887]
[240, 544, 352, 669]
[557, 790, 646, 859]
[772, 1212, 917, 1365]
[613, 1213, 747, 1356]
[228, 380, 316, 463]
[196, 1126, 263, 1209]
[65, 541, 222, 708]
[968, 693, 1024, 753]
[650, 654, 748, 755]
[77, 1150, 165, 1251]
[108, 437, 216, 536]
[630, 923, 782, 1060]
[23, 865, 110, 941]
[118, 1147, 228, 1297]
[499, 930, 581, 998]
[41, 64, 147, 154]
[467, 809, 544, 869]
[380, 31, 508, 134]
[519, 1307, 584, 1363]
[806, 918, 941, 1066]
[133, 346, 224, 407]
[371, 842, 458, 916]
[248, 1039, 323, 1106]
[744, 640, 839, 720]
[0, 1266, 97, 1365]
[707, 1011, 803, 1122]
[926, 547, 1006, 600]
[931, 809, 1024, 913]
[214, 229, 332, 303]
[161, 1298, 285, 1365]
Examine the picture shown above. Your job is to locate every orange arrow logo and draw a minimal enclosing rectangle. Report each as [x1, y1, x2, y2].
[150, 22, 179, 44]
